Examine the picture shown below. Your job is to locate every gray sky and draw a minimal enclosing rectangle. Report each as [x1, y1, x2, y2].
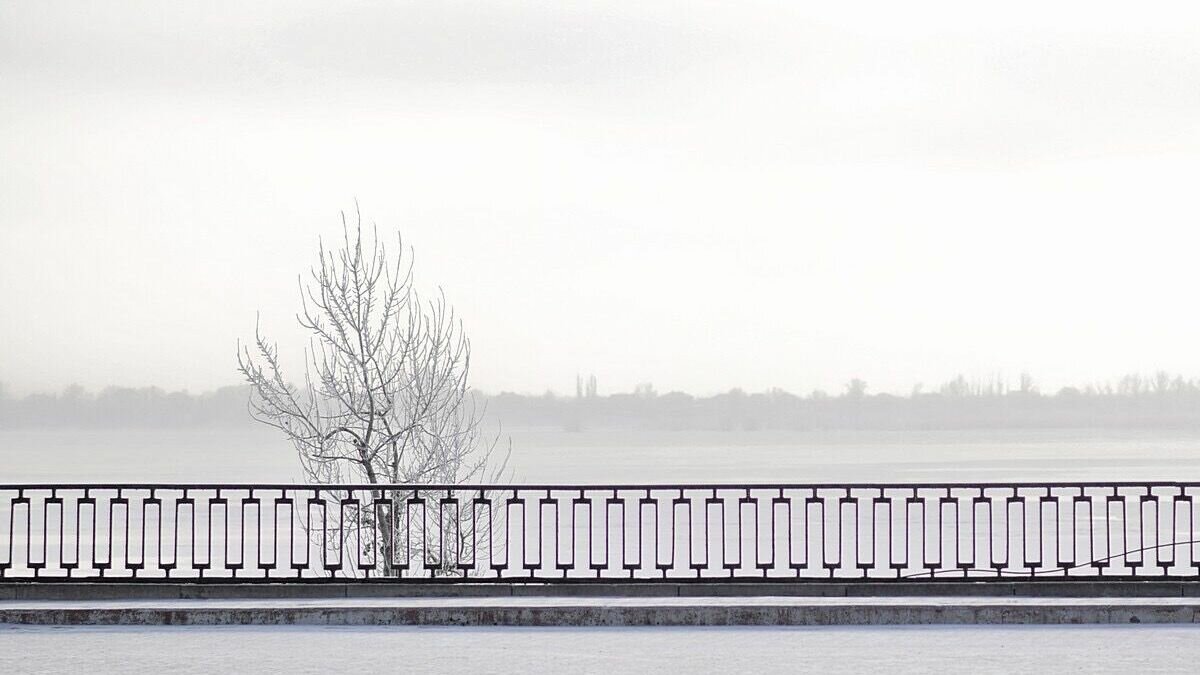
[2, 0, 1200, 397]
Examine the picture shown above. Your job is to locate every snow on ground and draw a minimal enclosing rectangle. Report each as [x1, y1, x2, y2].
[3, 624, 1200, 674]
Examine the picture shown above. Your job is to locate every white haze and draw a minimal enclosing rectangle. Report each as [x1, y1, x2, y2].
[3, 1, 1200, 397]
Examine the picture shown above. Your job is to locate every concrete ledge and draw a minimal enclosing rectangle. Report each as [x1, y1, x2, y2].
[5, 580, 1200, 601]
[4, 600, 1200, 626]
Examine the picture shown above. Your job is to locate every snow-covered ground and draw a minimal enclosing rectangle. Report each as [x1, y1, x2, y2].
[3, 624, 1199, 673]
[8, 595, 1200, 609]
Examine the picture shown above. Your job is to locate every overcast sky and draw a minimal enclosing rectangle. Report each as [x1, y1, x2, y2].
[3, 0, 1200, 397]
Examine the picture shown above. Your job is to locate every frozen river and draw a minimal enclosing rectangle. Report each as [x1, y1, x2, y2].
[3, 624, 1200, 673]
[4, 426, 1200, 484]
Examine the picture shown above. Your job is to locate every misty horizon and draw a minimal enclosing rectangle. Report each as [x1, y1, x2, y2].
[7, 369, 1200, 400]
[6, 370, 1200, 433]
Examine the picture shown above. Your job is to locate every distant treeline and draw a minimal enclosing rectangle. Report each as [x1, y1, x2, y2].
[4, 373, 1200, 431]
[0, 385, 251, 429]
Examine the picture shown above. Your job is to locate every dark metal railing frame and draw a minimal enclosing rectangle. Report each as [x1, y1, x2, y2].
[4, 482, 1200, 583]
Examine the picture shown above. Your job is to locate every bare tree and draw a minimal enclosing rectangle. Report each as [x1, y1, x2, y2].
[237, 210, 507, 575]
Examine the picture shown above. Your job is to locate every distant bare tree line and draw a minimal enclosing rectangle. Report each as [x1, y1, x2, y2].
[5, 372, 1200, 431]
[0, 384, 250, 428]
[492, 372, 1200, 432]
